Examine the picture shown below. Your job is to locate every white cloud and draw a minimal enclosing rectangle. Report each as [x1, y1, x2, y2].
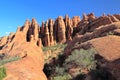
[5, 32, 10, 35]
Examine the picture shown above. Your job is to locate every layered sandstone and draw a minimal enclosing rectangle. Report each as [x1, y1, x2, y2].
[0, 19, 47, 80]
[64, 35, 120, 80]
[3, 42, 47, 80]
[0, 13, 120, 80]
[1, 13, 120, 47]
[64, 22, 120, 55]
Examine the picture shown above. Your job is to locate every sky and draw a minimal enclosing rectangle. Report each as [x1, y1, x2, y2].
[0, 0, 120, 37]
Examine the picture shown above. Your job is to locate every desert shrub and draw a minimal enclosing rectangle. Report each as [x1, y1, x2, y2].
[42, 43, 67, 52]
[55, 67, 65, 76]
[0, 56, 21, 65]
[43, 44, 67, 63]
[106, 31, 114, 36]
[51, 73, 71, 80]
[0, 66, 7, 80]
[65, 48, 97, 71]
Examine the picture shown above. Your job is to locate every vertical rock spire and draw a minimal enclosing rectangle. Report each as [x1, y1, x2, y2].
[83, 13, 88, 21]
[44, 20, 50, 46]
[57, 16, 66, 43]
[49, 19, 55, 46]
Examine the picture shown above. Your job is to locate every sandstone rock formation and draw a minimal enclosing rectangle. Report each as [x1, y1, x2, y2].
[3, 42, 47, 80]
[75, 13, 120, 35]
[1, 13, 120, 47]
[64, 22, 120, 80]
[64, 22, 120, 55]
[64, 14, 73, 41]
[0, 13, 120, 80]
[72, 16, 81, 27]
[0, 19, 47, 80]
[44, 20, 50, 46]
[55, 16, 66, 43]
[48, 19, 55, 46]
[64, 35, 120, 80]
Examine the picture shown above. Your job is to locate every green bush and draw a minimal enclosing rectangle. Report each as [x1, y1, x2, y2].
[65, 48, 97, 71]
[51, 73, 71, 80]
[0, 66, 7, 80]
[55, 67, 65, 76]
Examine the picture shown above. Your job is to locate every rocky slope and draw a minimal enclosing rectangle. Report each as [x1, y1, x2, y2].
[0, 13, 120, 80]
[3, 43, 47, 80]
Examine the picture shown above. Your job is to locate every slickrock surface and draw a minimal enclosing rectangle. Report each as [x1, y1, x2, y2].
[3, 43, 47, 80]
[0, 13, 120, 80]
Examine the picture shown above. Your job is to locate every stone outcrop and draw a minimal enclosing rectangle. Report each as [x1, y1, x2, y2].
[3, 42, 47, 80]
[0, 36, 8, 48]
[64, 14, 73, 41]
[72, 16, 81, 27]
[75, 13, 120, 35]
[0, 13, 120, 80]
[44, 20, 50, 46]
[64, 22, 120, 55]
[0, 19, 47, 80]
[0, 13, 120, 47]
[48, 19, 55, 45]
[64, 35, 120, 80]
[55, 16, 66, 43]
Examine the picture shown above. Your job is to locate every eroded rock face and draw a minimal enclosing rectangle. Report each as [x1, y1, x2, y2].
[0, 13, 120, 47]
[0, 19, 47, 80]
[64, 22, 120, 56]
[72, 16, 81, 27]
[44, 20, 50, 46]
[48, 19, 55, 46]
[0, 13, 120, 80]
[74, 13, 120, 35]
[0, 36, 8, 49]
[56, 16, 66, 43]
[3, 42, 47, 80]
[64, 15, 73, 41]
[64, 35, 120, 80]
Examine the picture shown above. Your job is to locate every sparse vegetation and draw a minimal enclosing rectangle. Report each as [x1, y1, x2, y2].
[50, 67, 72, 80]
[44, 48, 97, 80]
[107, 31, 114, 36]
[51, 73, 71, 80]
[43, 43, 67, 63]
[65, 48, 97, 71]
[0, 66, 7, 80]
[0, 54, 21, 80]
[42, 43, 67, 52]
[0, 56, 21, 65]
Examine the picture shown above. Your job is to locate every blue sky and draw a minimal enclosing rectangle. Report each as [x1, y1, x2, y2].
[0, 0, 120, 37]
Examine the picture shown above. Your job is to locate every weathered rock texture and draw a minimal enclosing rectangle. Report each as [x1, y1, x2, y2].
[64, 22, 120, 80]
[0, 19, 47, 80]
[0, 13, 120, 80]
[3, 43, 47, 80]
[1, 13, 120, 47]
[65, 22, 120, 55]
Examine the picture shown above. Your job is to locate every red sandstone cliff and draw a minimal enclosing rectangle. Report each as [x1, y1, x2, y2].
[0, 13, 120, 80]
[1, 13, 120, 47]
